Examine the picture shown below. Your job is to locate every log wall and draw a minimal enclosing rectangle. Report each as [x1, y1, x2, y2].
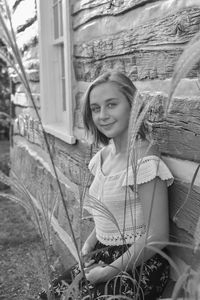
[73, 0, 200, 275]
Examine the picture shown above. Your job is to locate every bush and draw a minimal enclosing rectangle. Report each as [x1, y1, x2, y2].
[0, 111, 10, 139]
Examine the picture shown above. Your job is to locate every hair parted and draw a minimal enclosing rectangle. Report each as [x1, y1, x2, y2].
[82, 70, 148, 146]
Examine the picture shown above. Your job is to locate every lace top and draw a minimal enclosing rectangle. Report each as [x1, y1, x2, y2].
[85, 148, 174, 246]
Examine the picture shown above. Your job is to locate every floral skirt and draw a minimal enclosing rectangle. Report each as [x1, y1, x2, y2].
[52, 241, 170, 300]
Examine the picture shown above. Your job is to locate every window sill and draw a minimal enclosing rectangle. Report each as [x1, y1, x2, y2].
[44, 123, 76, 144]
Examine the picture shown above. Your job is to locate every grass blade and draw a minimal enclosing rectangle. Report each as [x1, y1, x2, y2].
[167, 30, 200, 114]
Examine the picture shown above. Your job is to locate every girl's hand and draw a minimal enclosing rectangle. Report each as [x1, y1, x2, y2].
[79, 258, 95, 271]
[85, 264, 107, 284]
[84, 259, 95, 268]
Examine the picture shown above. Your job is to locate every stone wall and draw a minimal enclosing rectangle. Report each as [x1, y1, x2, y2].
[9, 0, 200, 275]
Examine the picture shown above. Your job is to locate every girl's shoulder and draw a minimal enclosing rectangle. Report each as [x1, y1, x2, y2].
[122, 141, 174, 187]
[89, 144, 115, 176]
[88, 145, 110, 175]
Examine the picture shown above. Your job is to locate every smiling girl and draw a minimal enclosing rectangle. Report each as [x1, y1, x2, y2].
[39, 71, 174, 300]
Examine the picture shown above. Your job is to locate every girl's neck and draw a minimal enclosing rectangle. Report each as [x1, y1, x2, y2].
[111, 141, 127, 155]
[111, 135, 147, 156]
[112, 133, 128, 155]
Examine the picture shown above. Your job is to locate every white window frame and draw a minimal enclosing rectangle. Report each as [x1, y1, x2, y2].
[37, 0, 76, 144]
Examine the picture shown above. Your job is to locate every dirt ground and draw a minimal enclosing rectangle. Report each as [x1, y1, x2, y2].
[0, 140, 47, 300]
[0, 195, 45, 300]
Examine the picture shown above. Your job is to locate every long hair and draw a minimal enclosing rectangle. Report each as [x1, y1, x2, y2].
[82, 70, 147, 146]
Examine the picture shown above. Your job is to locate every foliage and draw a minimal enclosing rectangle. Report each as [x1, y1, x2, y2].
[0, 57, 10, 112]
[0, 111, 10, 139]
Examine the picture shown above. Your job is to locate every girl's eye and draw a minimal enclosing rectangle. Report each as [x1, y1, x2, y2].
[107, 103, 116, 108]
[91, 106, 100, 113]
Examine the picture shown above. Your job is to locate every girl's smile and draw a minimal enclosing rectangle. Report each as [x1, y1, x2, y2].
[89, 82, 131, 141]
[99, 122, 116, 130]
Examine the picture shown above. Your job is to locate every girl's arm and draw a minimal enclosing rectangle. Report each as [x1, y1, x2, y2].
[86, 177, 169, 283]
[104, 177, 169, 279]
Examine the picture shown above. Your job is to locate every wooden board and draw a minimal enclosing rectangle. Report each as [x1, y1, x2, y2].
[72, 0, 159, 29]
[147, 95, 200, 162]
[169, 222, 200, 272]
[74, 48, 200, 82]
[169, 180, 200, 235]
[74, 7, 200, 56]
[73, 7, 200, 81]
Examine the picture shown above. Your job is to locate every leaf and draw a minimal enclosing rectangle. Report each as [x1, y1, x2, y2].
[171, 267, 190, 300]
[62, 272, 83, 300]
[0, 192, 30, 211]
[167, 30, 200, 114]
[194, 216, 200, 253]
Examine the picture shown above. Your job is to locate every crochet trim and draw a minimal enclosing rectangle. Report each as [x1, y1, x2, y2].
[122, 155, 174, 187]
[96, 226, 146, 246]
[89, 152, 174, 188]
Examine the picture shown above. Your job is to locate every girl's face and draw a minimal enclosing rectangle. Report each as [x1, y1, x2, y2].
[89, 82, 131, 140]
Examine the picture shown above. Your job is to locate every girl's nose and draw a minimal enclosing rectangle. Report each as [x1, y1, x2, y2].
[99, 107, 109, 120]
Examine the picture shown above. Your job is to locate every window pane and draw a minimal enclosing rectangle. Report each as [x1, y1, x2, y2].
[59, 0, 63, 37]
[53, 3, 59, 39]
[53, 0, 63, 39]
[62, 78, 66, 111]
[61, 46, 66, 111]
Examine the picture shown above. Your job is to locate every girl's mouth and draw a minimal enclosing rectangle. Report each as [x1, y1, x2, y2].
[100, 122, 115, 130]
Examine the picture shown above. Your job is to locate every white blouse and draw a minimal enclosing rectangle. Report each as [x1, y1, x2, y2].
[85, 148, 174, 246]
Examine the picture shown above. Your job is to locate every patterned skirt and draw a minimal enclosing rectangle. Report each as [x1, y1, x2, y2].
[51, 241, 170, 300]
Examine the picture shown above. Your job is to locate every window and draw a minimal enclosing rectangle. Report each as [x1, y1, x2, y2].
[37, 0, 76, 144]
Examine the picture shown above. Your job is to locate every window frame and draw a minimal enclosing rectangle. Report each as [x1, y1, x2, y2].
[37, 0, 76, 144]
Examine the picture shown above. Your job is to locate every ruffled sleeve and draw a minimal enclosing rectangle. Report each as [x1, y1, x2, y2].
[88, 150, 101, 175]
[122, 155, 174, 187]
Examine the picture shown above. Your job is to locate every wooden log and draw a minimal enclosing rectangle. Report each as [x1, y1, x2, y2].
[146, 94, 200, 162]
[74, 47, 200, 82]
[73, 7, 200, 81]
[72, 0, 158, 29]
[73, 0, 156, 15]
[74, 7, 200, 55]
[153, 123, 200, 162]
[169, 222, 200, 272]
[169, 180, 200, 236]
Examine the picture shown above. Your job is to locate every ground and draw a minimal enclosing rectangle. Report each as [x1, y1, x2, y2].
[0, 195, 45, 300]
[0, 140, 55, 300]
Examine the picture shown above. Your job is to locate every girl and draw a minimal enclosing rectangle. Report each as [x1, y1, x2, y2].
[40, 71, 174, 300]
